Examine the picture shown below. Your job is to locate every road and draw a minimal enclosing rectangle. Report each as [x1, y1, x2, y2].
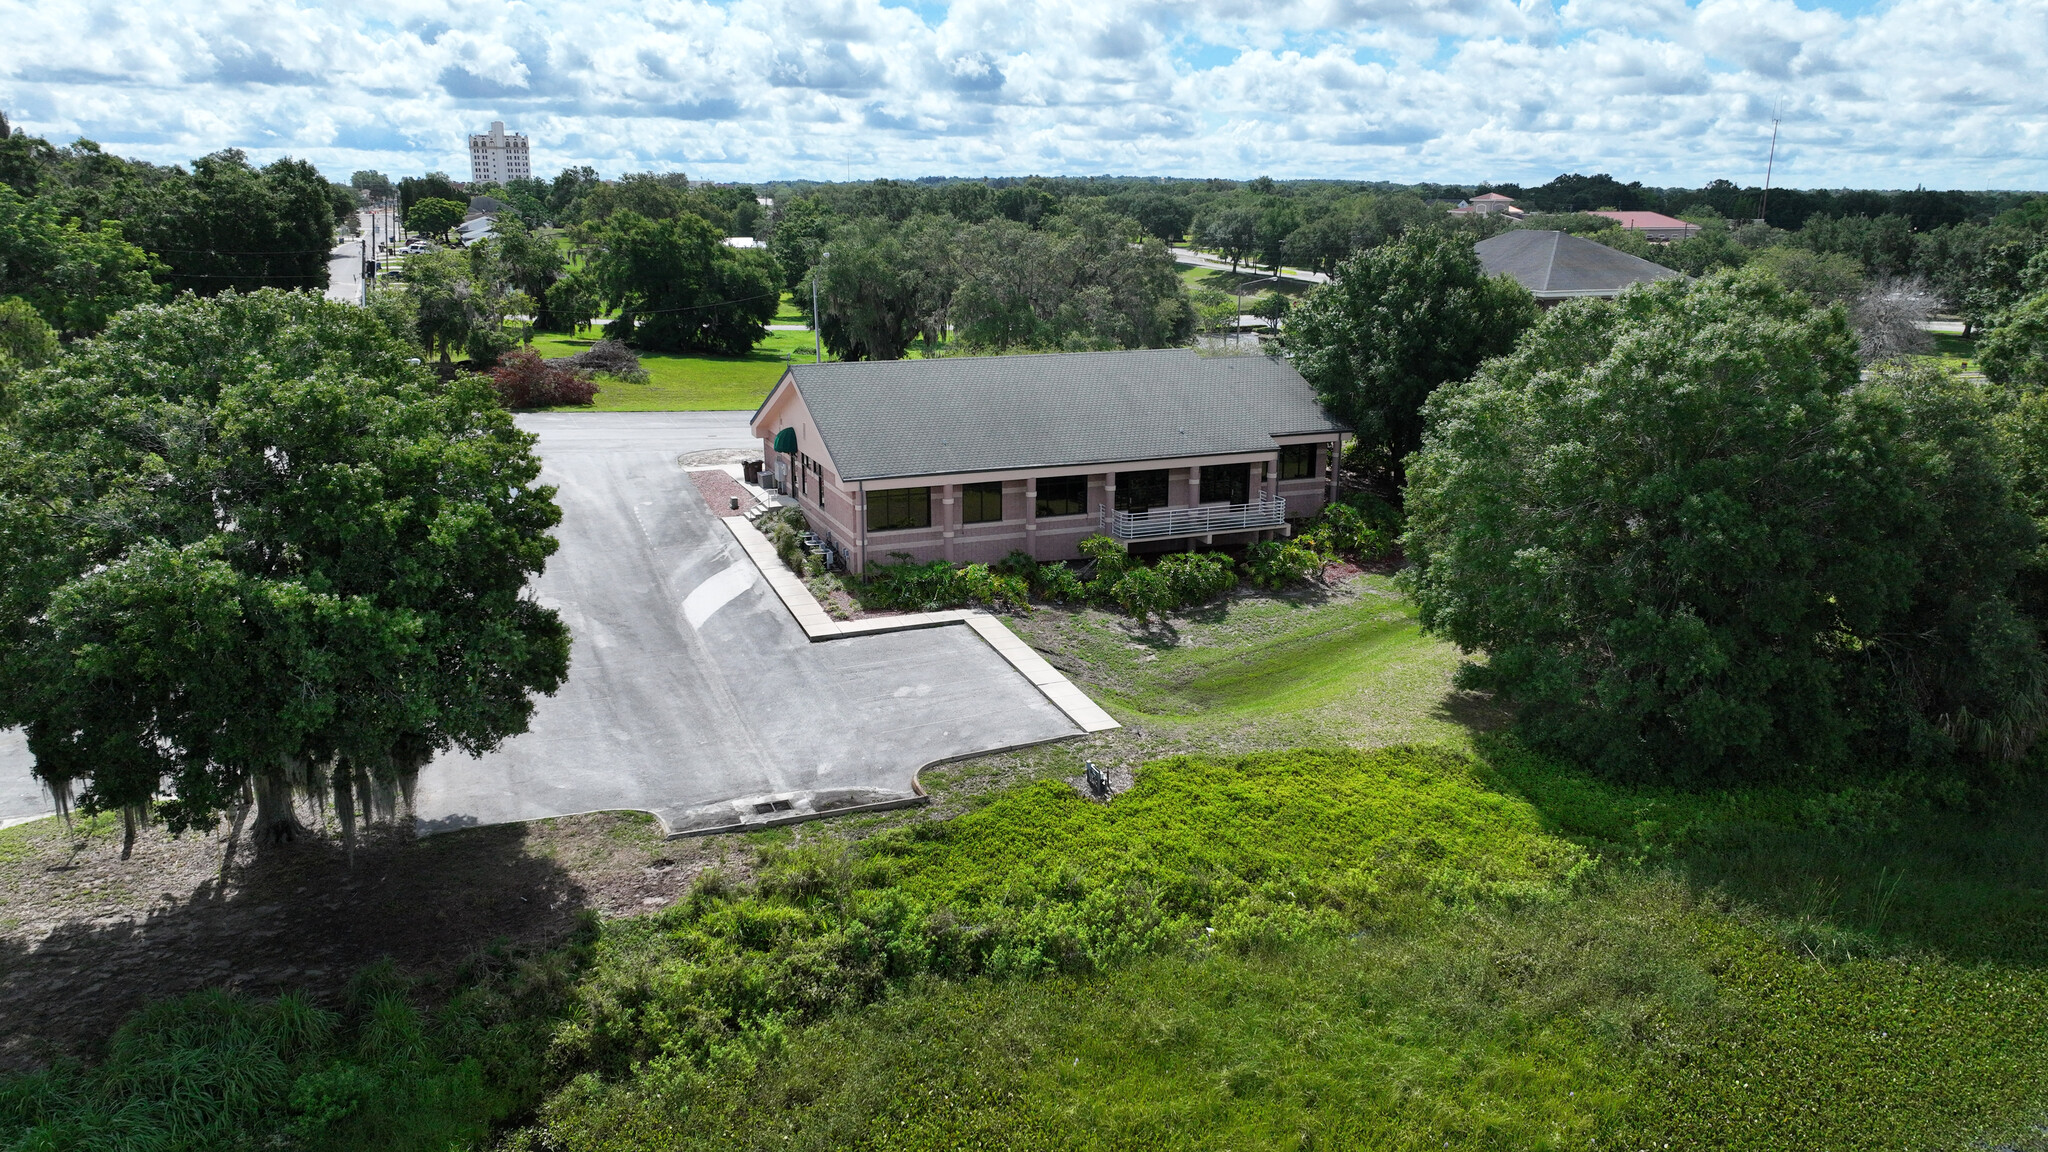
[325, 235, 364, 305]
[0, 412, 1082, 836]
[1172, 246, 1329, 285]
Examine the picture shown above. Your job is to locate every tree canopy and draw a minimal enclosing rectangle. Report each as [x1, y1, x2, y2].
[1981, 290, 2048, 391]
[0, 290, 570, 852]
[1281, 229, 1537, 480]
[405, 197, 467, 242]
[1403, 271, 2044, 781]
[0, 185, 163, 337]
[587, 209, 779, 354]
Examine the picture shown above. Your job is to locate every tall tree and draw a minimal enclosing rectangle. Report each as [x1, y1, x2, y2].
[1403, 272, 2043, 781]
[126, 150, 338, 295]
[0, 185, 163, 337]
[1281, 229, 1537, 480]
[404, 197, 467, 243]
[588, 210, 778, 354]
[0, 290, 569, 852]
[1981, 290, 2048, 391]
[491, 215, 569, 331]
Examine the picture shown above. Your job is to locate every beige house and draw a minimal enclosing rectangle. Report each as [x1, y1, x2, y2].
[750, 349, 1349, 574]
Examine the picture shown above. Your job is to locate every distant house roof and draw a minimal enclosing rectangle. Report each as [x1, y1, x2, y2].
[763, 349, 1348, 482]
[723, 236, 765, 248]
[1470, 192, 1516, 202]
[1589, 210, 1700, 236]
[457, 215, 496, 245]
[1476, 230, 1682, 300]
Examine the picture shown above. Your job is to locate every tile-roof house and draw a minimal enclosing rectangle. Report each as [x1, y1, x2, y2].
[1450, 191, 1524, 218]
[1476, 230, 1682, 303]
[750, 349, 1350, 573]
[1588, 210, 1701, 242]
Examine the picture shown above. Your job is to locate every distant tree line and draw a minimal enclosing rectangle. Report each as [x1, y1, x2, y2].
[0, 120, 351, 322]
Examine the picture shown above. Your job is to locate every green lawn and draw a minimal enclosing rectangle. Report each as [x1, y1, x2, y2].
[527, 328, 828, 412]
[772, 292, 808, 324]
[1925, 329, 1980, 373]
[1006, 574, 1481, 752]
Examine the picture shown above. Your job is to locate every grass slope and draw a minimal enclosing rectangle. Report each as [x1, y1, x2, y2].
[1007, 574, 1484, 754]
[531, 741, 2048, 1151]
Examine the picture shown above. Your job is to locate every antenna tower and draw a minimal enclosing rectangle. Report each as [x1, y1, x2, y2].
[1759, 105, 1781, 225]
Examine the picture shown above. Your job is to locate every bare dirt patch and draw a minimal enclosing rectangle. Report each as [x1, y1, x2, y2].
[0, 806, 751, 1071]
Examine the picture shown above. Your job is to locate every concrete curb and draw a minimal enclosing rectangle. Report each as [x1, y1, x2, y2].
[721, 518, 1121, 735]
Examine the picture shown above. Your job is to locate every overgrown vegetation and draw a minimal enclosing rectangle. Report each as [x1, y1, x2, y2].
[13, 736, 2045, 1151]
[0, 959, 564, 1151]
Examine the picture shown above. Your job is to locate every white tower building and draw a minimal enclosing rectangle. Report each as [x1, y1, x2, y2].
[468, 121, 531, 184]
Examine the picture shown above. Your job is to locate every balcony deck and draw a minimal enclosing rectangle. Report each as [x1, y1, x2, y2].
[1100, 496, 1289, 541]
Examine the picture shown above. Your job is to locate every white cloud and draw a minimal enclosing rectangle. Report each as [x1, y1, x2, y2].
[0, 0, 2042, 186]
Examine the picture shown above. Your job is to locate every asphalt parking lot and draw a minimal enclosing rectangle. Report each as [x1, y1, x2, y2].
[420, 412, 1081, 834]
[0, 412, 1079, 836]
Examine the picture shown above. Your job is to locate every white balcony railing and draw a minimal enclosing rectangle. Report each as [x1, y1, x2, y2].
[1099, 496, 1289, 541]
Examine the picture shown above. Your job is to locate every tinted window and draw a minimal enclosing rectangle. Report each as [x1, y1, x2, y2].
[1199, 464, 1251, 505]
[869, 487, 931, 531]
[1036, 475, 1088, 518]
[962, 481, 1003, 523]
[1279, 444, 1317, 480]
[1116, 469, 1168, 512]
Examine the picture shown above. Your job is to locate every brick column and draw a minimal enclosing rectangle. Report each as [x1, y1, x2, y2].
[1024, 477, 1038, 559]
[940, 483, 957, 563]
[853, 488, 866, 575]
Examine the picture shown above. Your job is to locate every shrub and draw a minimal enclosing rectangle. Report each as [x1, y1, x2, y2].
[757, 507, 815, 576]
[956, 563, 1030, 611]
[1107, 565, 1175, 620]
[859, 556, 1029, 613]
[996, 550, 1087, 603]
[1077, 534, 1132, 582]
[1244, 539, 1324, 587]
[1156, 551, 1236, 606]
[547, 338, 651, 384]
[1034, 563, 1088, 603]
[862, 556, 964, 610]
[490, 347, 598, 409]
[1299, 496, 1400, 560]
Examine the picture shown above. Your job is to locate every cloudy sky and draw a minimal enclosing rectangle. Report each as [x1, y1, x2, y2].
[5, 0, 2044, 189]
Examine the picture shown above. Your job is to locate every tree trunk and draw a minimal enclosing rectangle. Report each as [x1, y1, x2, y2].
[333, 758, 358, 868]
[120, 806, 139, 860]
[220, 786, 251, 881]
[252, 770, 308, 846]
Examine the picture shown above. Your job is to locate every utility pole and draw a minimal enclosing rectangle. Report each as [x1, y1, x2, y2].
[813, 250, 829, 364]
[1759, 104, 1782, 226]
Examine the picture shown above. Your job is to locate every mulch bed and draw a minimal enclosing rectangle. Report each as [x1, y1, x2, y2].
[686, 469, 759, 519]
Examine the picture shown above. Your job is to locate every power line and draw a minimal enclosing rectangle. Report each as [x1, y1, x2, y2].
[602, 289, 784, 318]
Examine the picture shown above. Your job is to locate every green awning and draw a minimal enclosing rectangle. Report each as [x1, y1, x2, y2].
[772, 428, 798, 454]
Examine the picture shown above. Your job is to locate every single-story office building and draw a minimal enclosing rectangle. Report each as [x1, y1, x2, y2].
[749, 349, 1350, 574]
[1476, 229, 1682, 303]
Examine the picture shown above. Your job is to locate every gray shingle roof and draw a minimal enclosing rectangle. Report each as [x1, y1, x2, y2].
[1476, 230, 1682, 298]
[770, 349, 1347, 482]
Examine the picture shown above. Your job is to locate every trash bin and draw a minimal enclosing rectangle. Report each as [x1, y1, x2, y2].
[742, 459, 763, 485]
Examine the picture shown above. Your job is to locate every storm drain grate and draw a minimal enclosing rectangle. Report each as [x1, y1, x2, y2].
[752, 799, 795, 815]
